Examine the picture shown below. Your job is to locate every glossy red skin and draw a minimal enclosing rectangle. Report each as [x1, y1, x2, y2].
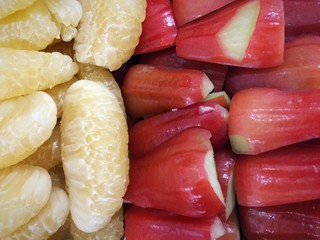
[124, 128, 225, 217]
[215, 147, 237, 219]
[239, 200, 320, 240]
[234, 143, 320, 207]
[218, 209, 240, 240]
[128, 99, 229, 158]
[284, 0, 320, 42]
[121, 64, 212, 118]
[229, 88, 320, 155]
[125, 205, 221, 240]
[176, 0, 284, 68]
[225, 36, 320, 96]
[139, 47, 228, 92]
[134, 0, 177, 55]
[173, 0, 236, 27]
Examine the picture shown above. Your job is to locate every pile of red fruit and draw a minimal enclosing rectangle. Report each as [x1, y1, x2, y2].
[118, 0, 320, 239]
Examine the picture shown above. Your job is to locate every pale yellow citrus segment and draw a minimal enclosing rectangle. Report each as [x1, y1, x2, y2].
[3, 186, 70, 240]
[44, 0, 82, 42]
[77, 63, 125, 114]
[0, 164, 52, 238]
[21, 124, 61, 170]
[0, 0, 59, 50]
[0, 48, 78, 101]
[217, 0, 260, 61]
[74, 0, 146, 71]
[61, 80, 129, 233]
[45, 77, 78, 118]
[0, 0, 36, 20]
[0, 91, 57, 169]
[71, 208, 124, 240]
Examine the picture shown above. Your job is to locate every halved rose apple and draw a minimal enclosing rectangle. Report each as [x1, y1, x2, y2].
[234, 143, 320, 207]
[125, 205, 226, 240]
[125, 128, 225, 218]
[176, 0, 284, 68]
[229, 88, 320, 155]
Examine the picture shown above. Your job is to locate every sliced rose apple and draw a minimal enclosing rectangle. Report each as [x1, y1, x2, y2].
[218, 209, 241, 240]
[215, 147, 237, 220]
[129, 99, 229, 158]
[239, 200, 320, 240]
[139, 47, 228, 92]
[234, 143, 320, 207]
[225, 35, 320, 96]
[176, 0, 284, 68]
[134, 0, 177, 55]
[121, 64, 214, 118]
[125, 128, 225, 218]
[173, 0, 236, 26]
[284, 0, 320, 42]
[229, 88, 320, 155]
[125, 205, 226, 240]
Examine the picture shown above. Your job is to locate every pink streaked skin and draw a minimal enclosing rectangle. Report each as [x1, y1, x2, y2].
[125, 128, 225, 218]
[239, 200, 320, 240]
[228, 88, 320, 155]
[225, 36, 320, 96]
[139, 47, 228, 92]
[129, 99, 229, 158]
[218, 209, 241, 240]
[176, 0, 284, 68]
[284, 0, 320, 42]
[234, 143, 320, 207]
[125, 205, 226, 240]
[134, 0, 177, 55]
[215, 147, 237, 220]
[121, 64, 214, 118]
[173, 0, 236, 27]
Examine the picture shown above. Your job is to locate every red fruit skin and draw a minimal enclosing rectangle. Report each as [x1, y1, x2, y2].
[218, 209, 241, 240]
[215, 147, 237, 220]
[284, 0, 320, 42]
[139, 47, 228, 92]
[239, 200, 320, 240]
[225, 36, 320, 96]
[172, 0, 236, 27]
[121, 64, 213, 118]
[124, 128, 225, 218]
[176, 0, 284, 68]
[134, 0, 177, 55]
[234, 143, 320, 207]
[228, 88, 320, 155]
[125, 205, 225, 240]
[128, 99, 229, 158]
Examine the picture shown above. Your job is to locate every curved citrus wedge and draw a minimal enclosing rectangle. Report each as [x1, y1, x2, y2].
[77, 63, 125, 114]
[2, 186, 69, 240]
[0, 48, 78, 101]
[44, 0, 82, 42]
[74, 0, 146, 71]
[70, 208, 124, 240]
[0, 164, 52, 238]
[0, 91, 57, 169]
[21, 124, 61, 170]
[0, 0, 59, 50]
[0, 0, 36, 20]
[61, 80, 129, 233]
